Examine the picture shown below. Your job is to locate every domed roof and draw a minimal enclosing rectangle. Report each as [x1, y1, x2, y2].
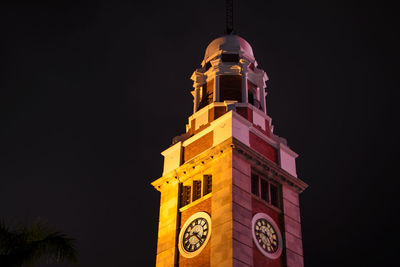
[203, 35, 254, 63]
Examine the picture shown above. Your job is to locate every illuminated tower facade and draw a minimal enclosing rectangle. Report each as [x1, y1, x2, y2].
[152, 35, 308, 267]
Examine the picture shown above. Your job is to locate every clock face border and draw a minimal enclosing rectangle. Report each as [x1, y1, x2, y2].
[251, 212, 283, 259]
[178, 211, 212, 258]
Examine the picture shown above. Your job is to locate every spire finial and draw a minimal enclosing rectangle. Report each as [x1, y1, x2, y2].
[226, 0, 234, 34]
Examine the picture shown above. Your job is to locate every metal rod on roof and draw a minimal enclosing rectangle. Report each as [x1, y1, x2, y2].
[226, 0, 234, 34]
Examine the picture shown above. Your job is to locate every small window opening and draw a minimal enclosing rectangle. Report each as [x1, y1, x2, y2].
[219, 75, 242, 102]
[221, 53, 239, 63]
[260, 179, 269, 202]
[251, 174, 259, 196]
[180, 184, 191, 207]
[203, 175, 212, 195]
[247, 80, 262, 110]
[198, 82, 214, 110]
[251, 170, 281, 209]
[205, 61, 212, 71]
[248, 90, 254, 106]
[270, 184, 279, 207]
[192, 180, 202, 202]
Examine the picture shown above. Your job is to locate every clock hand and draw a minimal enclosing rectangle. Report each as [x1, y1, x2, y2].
[196, 233, 203, 242]
[258, 230, 273, 245]
[192, 231, 203, 242]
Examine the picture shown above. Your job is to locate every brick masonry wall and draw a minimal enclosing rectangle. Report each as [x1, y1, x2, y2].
[252, 197, 285, 267]
[191, 106, 228, 136]
[179, 197, 212, 267]
[184, 131, 213, 162]
[236, 107, 271, 137]
[249, 132, 277, 163]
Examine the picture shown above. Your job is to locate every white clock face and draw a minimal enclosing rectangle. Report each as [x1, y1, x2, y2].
[178, 212, 211, 258]
[252, 213, 283, 259]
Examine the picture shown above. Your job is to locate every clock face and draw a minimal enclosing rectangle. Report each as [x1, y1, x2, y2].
[178, 212, 211, 258]
[182, 217, 209, 252]
[252, 213, 283, 259]
[254, 218, 279, 253]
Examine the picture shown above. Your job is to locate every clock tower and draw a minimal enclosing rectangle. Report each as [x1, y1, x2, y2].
[151, 34, 308, 266]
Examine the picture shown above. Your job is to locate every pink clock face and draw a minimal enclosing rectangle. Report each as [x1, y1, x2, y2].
[254, 218, 279, 253]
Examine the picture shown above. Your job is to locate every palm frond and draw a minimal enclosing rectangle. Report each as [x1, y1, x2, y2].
[0, 219, 78, 267]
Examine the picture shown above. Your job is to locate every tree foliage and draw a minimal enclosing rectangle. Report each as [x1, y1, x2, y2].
[0, 219, 77, 267]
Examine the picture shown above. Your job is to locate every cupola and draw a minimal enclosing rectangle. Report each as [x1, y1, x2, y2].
[191, 34, 269, 113]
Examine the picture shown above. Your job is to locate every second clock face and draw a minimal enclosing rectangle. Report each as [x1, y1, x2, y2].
[254, 218, 279, 253]
[251, 213, 283, 259]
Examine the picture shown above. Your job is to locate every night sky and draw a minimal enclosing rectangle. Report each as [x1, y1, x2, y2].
[1, 1, 399, 266]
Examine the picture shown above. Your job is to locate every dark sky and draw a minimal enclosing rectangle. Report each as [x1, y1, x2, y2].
[1, 0, 399, 266]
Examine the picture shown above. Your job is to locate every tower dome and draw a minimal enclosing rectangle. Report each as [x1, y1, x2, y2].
[203, 35, 254, 64]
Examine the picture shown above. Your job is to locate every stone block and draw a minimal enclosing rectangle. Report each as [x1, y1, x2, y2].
[157, 223, 177, 252]
[158, 205, 177, 228]
[232, 168, 251, 193]
[284, 215, 302, 239]
[232, 202, 252, 227]
[282, 185, 299, 207]
[233, 116, 250, 146]
[233, 239, 252, 265]
[232, 185, 252, 211]
[156, 247, 175, 267]
[211, 257, 232, 267]
[233, 220, 252, 247]
[286, 249, 304, 267]
[212, 152, 233, 174]
[283, 198, 301, 222]
[232, 154, 251, 176]
[160, 184, 179, 206]
[211, 221, 233, 267]
[252, 110, 266, 131]
[233, 258, 251, 267]
[213, 186, 233, 207]
[285, 231, 303, 256]
[161, 142, 182, 175]
[212, 200, 233, 227]
[157, 222, 176, 238]
[213, 174, 233, 193]
[213, 115, 233, 146]
[211, 220, 232, 249]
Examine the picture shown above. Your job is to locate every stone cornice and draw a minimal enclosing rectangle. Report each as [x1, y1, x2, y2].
[151, 138, 235, 191]
[152, 136, 308, 194]
[232, 138, 308, 193]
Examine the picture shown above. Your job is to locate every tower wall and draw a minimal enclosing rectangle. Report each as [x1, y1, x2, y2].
[152, 34, 307, 267]
[153, 110, 307, 266]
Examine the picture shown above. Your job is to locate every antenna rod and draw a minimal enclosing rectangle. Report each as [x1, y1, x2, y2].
[226, 0, 233, 34]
